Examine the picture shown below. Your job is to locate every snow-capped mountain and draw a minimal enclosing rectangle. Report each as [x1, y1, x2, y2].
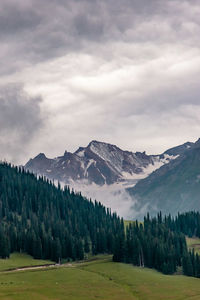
[25, 140, 193, 219]
[25, 140, 188, 187]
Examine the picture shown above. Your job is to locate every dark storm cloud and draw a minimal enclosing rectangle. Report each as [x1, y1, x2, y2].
[0, 3, 41, 37]
[0, 84, 44, 163]
[1, 0, 199, 74]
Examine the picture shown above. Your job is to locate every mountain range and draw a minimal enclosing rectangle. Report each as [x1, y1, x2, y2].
[25, 140, 200, 218]
[25, 139, 197, 219]
[25, 140, 190, 187]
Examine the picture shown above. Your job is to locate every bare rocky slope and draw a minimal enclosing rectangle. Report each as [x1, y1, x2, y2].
[25, 140, 189, 186]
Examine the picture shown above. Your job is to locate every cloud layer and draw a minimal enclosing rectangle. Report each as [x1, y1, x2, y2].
[0, 84, 44, 163]
[1, 0, 200, 163]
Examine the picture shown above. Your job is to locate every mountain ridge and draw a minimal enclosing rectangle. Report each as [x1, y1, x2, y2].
[24, 139, 195, 218]
[25, 140, 186, 186]
[128, 138, 200, 218]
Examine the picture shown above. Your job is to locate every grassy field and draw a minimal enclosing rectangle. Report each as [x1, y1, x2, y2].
[186, 237, 200, 254]
[0, 253, 53, 272]
[124, 220, 135, 227]
[0, 255, 200, 299]
[124, 220, 143, 228]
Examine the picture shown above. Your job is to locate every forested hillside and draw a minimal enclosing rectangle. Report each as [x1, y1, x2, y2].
[0, 162, 200, 279]
[0, 162, 123, 261]
[114, 212, 200, 277]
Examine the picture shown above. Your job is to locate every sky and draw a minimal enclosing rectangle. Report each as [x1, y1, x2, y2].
[1, 0, 200, 164]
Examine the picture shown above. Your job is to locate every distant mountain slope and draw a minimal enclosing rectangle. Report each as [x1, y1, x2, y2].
[162, 141, 193, 156]
[128, 139, 200, 218]
[25, 140, 182, 187]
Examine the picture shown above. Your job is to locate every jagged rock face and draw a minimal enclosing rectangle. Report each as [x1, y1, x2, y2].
[25, 140, 162, 185]
[75, 141, 156, 184]
[25, 140, 188, 186]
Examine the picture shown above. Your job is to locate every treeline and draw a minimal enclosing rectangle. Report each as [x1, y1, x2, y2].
[165, 211, 200, 277]
[182, 249, 200, 277]
[164, 211, 200, 238]
[0, 162, 122, 262]
[113, 213, 187, 274]
[0, 162, 200, 279]
[113, 212, 200, 278]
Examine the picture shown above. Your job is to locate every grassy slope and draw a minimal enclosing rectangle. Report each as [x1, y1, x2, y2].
[124, 220, 135, 227]
[186, 237, 200, 254]
[0, 255, 200, 299]
[124, 220, 143, 228]
[0, 253, 53, 272]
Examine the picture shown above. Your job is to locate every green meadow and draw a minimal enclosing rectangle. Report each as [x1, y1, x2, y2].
[186, 237, 200, 254]
[0, 253, 53, 272]
[124, 220, 135, 227]
[0, 254, 200, 300]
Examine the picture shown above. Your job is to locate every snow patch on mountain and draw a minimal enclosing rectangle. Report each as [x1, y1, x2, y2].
[76, 150, 85, 158]
[120, 153, 179, 187]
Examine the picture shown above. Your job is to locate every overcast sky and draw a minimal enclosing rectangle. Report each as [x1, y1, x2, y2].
[1, 0, 200, 164]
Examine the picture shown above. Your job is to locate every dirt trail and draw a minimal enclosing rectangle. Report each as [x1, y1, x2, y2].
[4, 263, 74, 273]
[3, 256, 104, 273]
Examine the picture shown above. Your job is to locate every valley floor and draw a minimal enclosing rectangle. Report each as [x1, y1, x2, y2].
[0, 254, 200, 299]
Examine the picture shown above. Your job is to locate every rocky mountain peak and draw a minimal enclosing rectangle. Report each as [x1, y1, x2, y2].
[35, 153, 47, 160]
[25, 140, 193, 187]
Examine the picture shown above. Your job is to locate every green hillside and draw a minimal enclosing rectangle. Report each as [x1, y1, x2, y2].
[0, 253, 53, 272]
[187, 237, 200, 255]
[0, 255, 200, 300]
[129, 140, 200, 218]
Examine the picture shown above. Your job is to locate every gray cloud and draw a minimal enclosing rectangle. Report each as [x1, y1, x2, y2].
[0, 0, 200, 74]
[0, 0, 200, 163]
[0, 84, 44, 163]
